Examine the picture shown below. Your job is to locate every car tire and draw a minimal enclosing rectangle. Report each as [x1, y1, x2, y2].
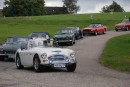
[16, 54, 23, 69]
[103, 29, 106, 34]
[83, 33, 86, 36]
[115, 29, 118, 31]
[69, 41, 73, 46]
[73, 41, 75, 44]
[33, 56, 41, 72]
[75, 36, 78, 40]
[66, 63, 77, 72]
[94, 31, 98, 36]
[125, 27, 129, 31]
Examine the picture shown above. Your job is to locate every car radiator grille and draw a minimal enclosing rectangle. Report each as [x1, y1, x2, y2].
[48, 55, 66, 61]
[57, 38, 69, 40]
[83, 30, 91, 32]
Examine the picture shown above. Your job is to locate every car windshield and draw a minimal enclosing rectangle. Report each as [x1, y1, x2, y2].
[30, 40, 45, 48]
[57, 29, 73, 34]
[6, 37, 28, 43]
[31, 33, 47, 39]
[29, 40, 58, 48]
[122, 19, 130, 23]
[89, 24, 102, 27]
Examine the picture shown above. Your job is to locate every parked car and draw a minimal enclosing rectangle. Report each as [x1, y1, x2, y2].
[115, 19, 130, 31]
[15, 38, 77, 72]
[28, 32, 50, 42]
[53, 29, 75, 45]
[82, 23, 108, 36]
[65, 27, 83, 40]
[0, 36, 28, 59]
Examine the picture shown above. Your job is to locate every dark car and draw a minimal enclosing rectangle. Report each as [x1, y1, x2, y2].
[53, 29, 75, 45]
[0, 36, 28, 59]
[115, 19, 130, 31]
[28, 32, 50, 42]
[66, 27, 83, 40]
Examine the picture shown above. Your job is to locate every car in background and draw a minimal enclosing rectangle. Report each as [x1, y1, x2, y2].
[65, 27, 83, 40]
[53, 29, 75, 45]
[28, 32, 50, 42]
[82, 23, 108, 36]
[15, 38, 77, 72]
[0, 36, 28, 59]
[115, 19, 130, 31]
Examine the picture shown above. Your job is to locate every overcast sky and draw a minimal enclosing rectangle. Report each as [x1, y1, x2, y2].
[0, 0, 130, 13]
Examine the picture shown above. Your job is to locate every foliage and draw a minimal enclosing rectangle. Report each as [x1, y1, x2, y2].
[100, 34, 130, 72]
[101, 1, 125, 13]
[62, 0, 80, 14]
[2, 0, 46, 17]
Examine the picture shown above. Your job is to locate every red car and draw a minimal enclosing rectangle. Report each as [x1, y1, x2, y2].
[82, 23, 108, 36]
[115, 19, 130, 31]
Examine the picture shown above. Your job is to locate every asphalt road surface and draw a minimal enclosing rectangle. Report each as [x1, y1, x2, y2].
[0, 31, 130, 87]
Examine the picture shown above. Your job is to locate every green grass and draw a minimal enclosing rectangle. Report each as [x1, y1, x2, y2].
[0, 12, 130, 42]
[100, 34, 130, 72]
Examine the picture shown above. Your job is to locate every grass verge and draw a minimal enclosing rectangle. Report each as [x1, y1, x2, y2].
[100, 34, 130, 72]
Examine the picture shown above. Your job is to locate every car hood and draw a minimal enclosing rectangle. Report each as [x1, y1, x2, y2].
[54, 34, 72, 38]
[83, 27, 96, 30]
[3, 42, 27, 52]
[115, 23, 126, 27]
[32, 47, 74, 57]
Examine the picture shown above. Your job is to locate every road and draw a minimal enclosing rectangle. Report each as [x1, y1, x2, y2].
[0, 31, 130, 87]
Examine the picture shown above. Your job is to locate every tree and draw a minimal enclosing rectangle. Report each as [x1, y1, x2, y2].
[3, 0, 46, 17]
[101, 1, 125, 13]
[62, 0, 80, 14]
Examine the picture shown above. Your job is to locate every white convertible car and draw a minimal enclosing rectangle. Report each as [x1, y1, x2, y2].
[15, 38, 77, 72]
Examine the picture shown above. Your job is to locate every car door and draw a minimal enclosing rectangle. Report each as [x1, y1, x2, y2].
[20, 49, 34, 66]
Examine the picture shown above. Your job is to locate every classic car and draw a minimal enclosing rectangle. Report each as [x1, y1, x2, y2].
[28, 32, 50, 42]
[15, 38, 77, 72]
[53, 29, 75, 45]
[115, 19, 130, 31]
[66, 27, 83, 40]
[82, 23, 108, 36]
[0, 36, 28, 59]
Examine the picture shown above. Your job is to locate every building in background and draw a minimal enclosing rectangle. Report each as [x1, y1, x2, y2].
[45, 7, 69, 15]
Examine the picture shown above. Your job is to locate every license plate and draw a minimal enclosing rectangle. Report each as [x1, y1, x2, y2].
[54, 64, 65, 68]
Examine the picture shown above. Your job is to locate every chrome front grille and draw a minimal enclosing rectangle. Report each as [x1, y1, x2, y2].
[48, 55, 66, 61]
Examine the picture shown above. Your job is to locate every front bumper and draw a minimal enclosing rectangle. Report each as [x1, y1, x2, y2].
[0, 54, 8, 58]
[115, 26, 126, 30]
[56, 40, 73, 43]
[40, 57, 76, 68]
[83, 31, 95, 34]
[0, 53, 15, 59]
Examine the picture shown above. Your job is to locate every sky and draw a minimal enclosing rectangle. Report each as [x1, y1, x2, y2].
[0, 0, 130, 13]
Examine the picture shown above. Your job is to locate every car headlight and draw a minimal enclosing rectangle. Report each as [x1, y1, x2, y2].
[41, 53, 47, 59]
[70, 52, 75, 58]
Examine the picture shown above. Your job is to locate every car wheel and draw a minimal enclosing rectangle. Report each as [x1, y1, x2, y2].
[66, 63, 77, 72]
[16, 54, 23, 69]
[103, 29, 106, 34]
[94, 31, 98, 36]
[33, 56, 41, 72]
[75, 36, 78, 40]
[73, 41, 75, 44]
[115, 29, 118, 31]
[125, 27, 129, 31]
[69, 41, 73, 46]
[83, 33, 86, 36]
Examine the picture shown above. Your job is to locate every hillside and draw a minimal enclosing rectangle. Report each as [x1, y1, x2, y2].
[0, 12, 130, 42]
